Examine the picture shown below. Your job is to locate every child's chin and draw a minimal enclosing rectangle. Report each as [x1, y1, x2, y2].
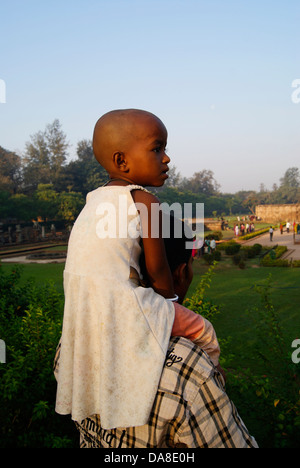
[153, 181, 165, 187]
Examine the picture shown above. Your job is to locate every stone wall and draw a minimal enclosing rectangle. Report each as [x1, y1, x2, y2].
[255, 204, 300, 223]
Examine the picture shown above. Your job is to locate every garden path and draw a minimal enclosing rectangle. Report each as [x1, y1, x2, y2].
[242, 228, 300, 261]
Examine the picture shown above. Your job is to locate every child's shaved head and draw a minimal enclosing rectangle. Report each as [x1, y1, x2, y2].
[92, 109, 165, 172]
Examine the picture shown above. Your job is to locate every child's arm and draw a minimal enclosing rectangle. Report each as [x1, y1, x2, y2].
[131, 189, 175, 299]
[172, 302, 221, 367]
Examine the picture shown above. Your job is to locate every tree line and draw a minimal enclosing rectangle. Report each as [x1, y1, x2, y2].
[1, 119, 299, 224]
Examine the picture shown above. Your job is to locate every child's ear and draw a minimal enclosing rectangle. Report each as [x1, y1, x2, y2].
[113, 152, 128, 172]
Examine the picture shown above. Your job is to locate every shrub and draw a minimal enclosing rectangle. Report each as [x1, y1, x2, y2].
[203, 250, 221, 264]
[0, 264, 76, 448]
[184, 262, 221, 324]
[217, 240, 236, 251]
[260, 245, 288, 267]
[185, 267, 300, 447]
[232, 253, 242, 265]
[239, 228, 269, 241]
[205, 231, 223, 241]
[252, 243, 263, 256]
[225, 242, 241, 256]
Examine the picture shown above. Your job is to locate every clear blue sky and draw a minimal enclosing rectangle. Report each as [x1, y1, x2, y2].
[1, 0, 300, 193]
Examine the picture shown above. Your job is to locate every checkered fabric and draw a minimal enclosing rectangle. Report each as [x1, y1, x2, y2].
[54, 336, 258, 448]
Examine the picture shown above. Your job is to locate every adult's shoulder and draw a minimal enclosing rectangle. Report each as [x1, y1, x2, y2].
[162, 336, 214, 389]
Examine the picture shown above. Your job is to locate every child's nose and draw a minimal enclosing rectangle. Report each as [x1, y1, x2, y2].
[163, 153, 170, 163]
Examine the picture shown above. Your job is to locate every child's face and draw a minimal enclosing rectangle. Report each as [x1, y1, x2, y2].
[124, 114, 171, 187]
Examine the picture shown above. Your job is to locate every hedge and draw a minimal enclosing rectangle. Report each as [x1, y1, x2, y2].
[239, 228, 270, 241]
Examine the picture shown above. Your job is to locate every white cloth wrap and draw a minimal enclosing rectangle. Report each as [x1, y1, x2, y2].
[55, 185, 175, 429]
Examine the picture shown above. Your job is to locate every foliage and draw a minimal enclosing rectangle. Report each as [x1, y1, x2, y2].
[0, 146, 22, 194]
[56, 191, 85, 222]
[239, 228, 270, 241]
[22, 120, 69, 192]
[184, 266, 300, 448]
[2, 121, 300, 219]
[205, 231, 223, 241]
[260, 245, 290, 267]
[232, 244, 263, 267]
[0, 263, 76, 447]
[184, 262, 221, 323]
[203, 250, 221, 264]
[240, 276, 300, 447]
[224, 242, 241, 256]
[1, 259, 299, 447]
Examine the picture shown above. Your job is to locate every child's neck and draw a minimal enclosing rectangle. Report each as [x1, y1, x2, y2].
[105, 178, 142, 187]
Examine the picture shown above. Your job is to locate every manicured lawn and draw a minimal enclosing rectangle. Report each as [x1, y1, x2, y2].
[189, 258, 300, 371]
[2, 255, 299, 372]
[1, 255, 299, 447]
[2, 255, 299, 371]
[0, 262, 65, 295]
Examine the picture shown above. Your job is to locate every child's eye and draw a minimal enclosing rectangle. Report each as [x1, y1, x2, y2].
[153, 146, 168, 153]
[153, 146, 162, 153]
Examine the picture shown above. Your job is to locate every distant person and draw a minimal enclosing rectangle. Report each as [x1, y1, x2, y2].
[210, 238, 216, 251]
[269, 227, 274, 241]
[280, 223, 283, 235]
[286, 222, 291, 233]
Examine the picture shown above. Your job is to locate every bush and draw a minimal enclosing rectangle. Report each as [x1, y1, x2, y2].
[185, 267, 300, 448]
[225, 242, 241, 256]
[232, 251, 247, 269]
[252, 243, 263, 255]
[0, 264, 76, 448]
[239, 228, 270, 241]
[217, 240, 236, 251]
[232, 253, 242, 265]
[205, 231, 223, 241]
[184, 262, 221, 324]
[240, 244, 263, 259]
[203, 250, 221, 264]
[260, 245, 288, 267]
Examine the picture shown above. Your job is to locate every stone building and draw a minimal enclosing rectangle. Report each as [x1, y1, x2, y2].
[255, 204, 300, 223]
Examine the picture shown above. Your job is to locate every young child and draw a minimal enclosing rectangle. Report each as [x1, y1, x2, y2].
[55, 109, 220, 430]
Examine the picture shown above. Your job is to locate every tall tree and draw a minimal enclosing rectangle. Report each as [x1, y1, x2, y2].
[0, 146, 22, 194]
[64, 139, 108, 195]
[22, 120, 69, 193]
[183, 170, 220, 196]
[280, 167, 300, 189]
[45, 119, 69, 190]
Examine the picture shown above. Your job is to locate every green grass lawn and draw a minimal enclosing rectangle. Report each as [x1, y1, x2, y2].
[1, 255, 299, 447]
[2, 254, 299, 371]
[189, 257, 300, 371]
[1, 262, 65, 294]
